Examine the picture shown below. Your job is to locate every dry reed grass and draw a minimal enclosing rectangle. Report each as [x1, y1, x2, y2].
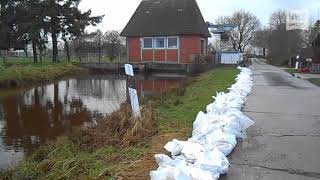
[70, 101, 157, 149]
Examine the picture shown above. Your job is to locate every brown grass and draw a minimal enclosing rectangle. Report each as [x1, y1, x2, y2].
[116, 131, 190, 180]
[70, 101, 157, 149]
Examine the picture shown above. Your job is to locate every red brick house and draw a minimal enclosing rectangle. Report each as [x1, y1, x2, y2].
[120, 0, 211, 64]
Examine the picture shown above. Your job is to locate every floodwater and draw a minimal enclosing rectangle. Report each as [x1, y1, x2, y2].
[0, 72, 186, 169]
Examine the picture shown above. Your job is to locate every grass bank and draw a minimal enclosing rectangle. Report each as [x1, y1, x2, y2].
[0, 57, 86, 88]
[0, 66, 238, 179]
[284, 68, 298, 75]
[309, 78, 320, 87]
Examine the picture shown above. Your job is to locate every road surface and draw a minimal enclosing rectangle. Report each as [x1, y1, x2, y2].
[222, 59, 320, 180]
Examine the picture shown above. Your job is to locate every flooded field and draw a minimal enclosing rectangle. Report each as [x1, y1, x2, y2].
[0, 72, 186, 169]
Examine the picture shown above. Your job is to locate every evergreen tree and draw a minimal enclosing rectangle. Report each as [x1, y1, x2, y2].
[43, 0, 103, 63]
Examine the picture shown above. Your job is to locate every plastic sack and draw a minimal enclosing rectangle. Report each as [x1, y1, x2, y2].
[197, 130, 237, 156]
[192, 112, 225, 139]
[189, 166, 220, 180]
[151, 156, 220, 180]
[155, 154, 174, 167]
[150, 167, 175, 180]
[194, 149, 230, 175]
[180, 141, 204, 163]
[226, 109, 255, 131]
[164, 139, 185, 156]
[151, 67, 255, 180]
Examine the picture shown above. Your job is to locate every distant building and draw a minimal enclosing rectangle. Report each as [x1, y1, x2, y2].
[8, 44, 33, 57]
[120, 0, 211, 64]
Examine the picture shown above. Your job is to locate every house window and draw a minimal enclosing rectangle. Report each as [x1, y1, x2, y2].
[143, 38, 153, 49]
[154, 37, 166, 49]
[167, 37, 178, 49]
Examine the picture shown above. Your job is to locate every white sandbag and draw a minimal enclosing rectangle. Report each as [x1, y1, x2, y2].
[170, 159, 191, 180]
[222, 116, 246, 139]
[189, 166, 220, 180]
[155, 154, 174, 167]
[226, 109, 255, 130]
[192, 113, 225, 139]
[192, 111, 212, 137]
[181, 141, 204, 163]
[164, 139, 185, 156]
[198, 130, 237, 156]
[164, 140, 205, 163]
[194, 149, 230, 175]
[151, 157, 220, 180]
[150, 167, 175, 180]
[151, 67, 255, 180]
[151, 159, 189, 180]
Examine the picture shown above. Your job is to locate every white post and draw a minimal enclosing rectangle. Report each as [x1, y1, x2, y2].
[124, 64, 141, 118]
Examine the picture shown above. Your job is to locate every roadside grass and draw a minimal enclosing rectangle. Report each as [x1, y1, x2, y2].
[0, 57, 85, 84]
[309, 78, 320, 87]
[118, 66, 238, 179]
[0, 66, 238, 179]
[156, 66, 238, 133]
[284, 68, 298, 74]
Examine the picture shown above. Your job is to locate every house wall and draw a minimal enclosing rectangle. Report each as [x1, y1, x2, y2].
[142, 50, 153, 62]
[154, 50, 166, 62]
[127, 35, 207, 64]
[180, 35, 202, 64]
[128, 37, 141, 62]
[167, 49, 179, 62]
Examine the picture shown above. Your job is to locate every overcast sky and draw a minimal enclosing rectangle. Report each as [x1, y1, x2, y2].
[79, 0, 320, 32]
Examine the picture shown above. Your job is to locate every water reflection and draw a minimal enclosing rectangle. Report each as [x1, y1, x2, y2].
[0, 73, 185, 169]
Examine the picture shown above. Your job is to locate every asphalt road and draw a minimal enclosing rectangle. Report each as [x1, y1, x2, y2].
[222, 59, 320, 180]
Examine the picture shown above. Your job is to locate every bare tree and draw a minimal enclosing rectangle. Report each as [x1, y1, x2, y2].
[105, 31, 123, 61]
[251, 28, 271, 57]
[269, 9, 287, 30]
[217, 10, 261, 52]
[71, 35, 86, 61]
[90, 30, 104, 62]
[305, 19, 320, 46]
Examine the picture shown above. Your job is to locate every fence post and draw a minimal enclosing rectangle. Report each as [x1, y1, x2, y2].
[125, 64, 141, 118]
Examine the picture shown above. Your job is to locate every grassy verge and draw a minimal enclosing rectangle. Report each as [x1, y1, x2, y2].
[156, 67, 238, 132]
[284, 68, 298, 75]
[309, 78, 320, 87]
[0, 66, 238, 179]
[0, 57, 86, 87]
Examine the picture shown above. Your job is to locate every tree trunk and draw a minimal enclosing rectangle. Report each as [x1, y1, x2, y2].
[77, 52, 82, 62]
[32, 40, 38, 63]
[34, 87, 39, 106]
[1, 50, 7, 65]
[52, 32, 58, 63]
[24, 45, 28, 58]
[263, 48, 266, 58]
[64, 39, 70, 62]
[98, 41, 101, 63]
[73, 41, 81, 62]
[39, 48, 43, 65]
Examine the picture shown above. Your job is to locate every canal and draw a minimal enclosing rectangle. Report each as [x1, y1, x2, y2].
[0, 72, 186, 169]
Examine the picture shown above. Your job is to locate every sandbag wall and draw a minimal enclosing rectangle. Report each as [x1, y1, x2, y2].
[150, 67, 254, 180]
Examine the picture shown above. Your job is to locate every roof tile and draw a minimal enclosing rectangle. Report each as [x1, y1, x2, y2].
[120, 0, 211, 37]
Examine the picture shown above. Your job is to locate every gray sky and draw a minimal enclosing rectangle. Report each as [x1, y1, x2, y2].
[79, 0, 320, 32]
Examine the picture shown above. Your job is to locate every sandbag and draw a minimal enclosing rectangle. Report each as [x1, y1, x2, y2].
[151, 67, 255, 180]
[164, 139, 185, 156]
[197, 130, 237, 156]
